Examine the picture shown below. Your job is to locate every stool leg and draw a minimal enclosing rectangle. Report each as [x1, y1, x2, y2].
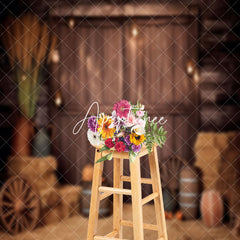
[113, 158, 123, 238]
[149, 146, 168, 240]
[130, 156, 144, 240]
[87, 150, 104, 240]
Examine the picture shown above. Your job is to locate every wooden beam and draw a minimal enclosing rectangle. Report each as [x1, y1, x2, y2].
[104, 230, 118, 237]
[94, 236, 126, 240]
[142, 192, 159, 206]
[121, 220, 158, 231]
[113, 158, 123, 238]
[50, 3, 198, 17]
[99, 186, 132, 195]
[121, 176, 152, 185]
[99, 192, 112, 201]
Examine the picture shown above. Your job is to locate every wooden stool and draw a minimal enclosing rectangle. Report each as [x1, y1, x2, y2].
[87, 145, 168, 240]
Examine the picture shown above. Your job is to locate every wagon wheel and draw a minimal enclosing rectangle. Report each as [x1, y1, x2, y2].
[0, 176, 40, 235]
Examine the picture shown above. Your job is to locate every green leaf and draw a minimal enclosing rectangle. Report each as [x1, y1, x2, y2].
[153, 123, 157, 133]
[129, 151, 137, 163]
[96, 152, 113, 163]
[99, 145, 110, 152]
[106, 152, 113, 160]
[145, 120, 149, 131]
[158, 126, 163, 133]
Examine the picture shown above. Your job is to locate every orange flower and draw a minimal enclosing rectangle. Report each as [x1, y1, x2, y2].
[97, 116, 115, 139]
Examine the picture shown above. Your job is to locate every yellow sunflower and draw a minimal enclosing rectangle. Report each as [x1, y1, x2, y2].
[129, 132, 146, 145]
[97, 116, 115, 139]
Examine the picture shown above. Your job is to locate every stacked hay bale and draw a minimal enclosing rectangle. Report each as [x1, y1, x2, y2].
[8, 156, 57, 190]
[194, 133, 227, 190]
[7, 156, 82, 225]
[194, 132, 240, 233]
[40, 185, 81, 225]
[216, 133, 240, 228]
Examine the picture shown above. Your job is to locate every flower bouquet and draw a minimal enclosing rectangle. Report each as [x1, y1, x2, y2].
[87, 100, 167, 163]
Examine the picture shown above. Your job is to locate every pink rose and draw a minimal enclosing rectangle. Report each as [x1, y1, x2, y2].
[136, 111, 144, 117]
[136, 118, 146, 126]
[125, 114, 136, 127]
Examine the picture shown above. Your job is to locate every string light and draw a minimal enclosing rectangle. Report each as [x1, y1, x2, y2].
[54, 90, 64, 108]
[21, 74, 26, 81]
[193, 69, 200, 84]
[132, 26, 138, 37]
[68, 18, 75, 29]
[186, 60, 195, 76]
[51, 49, 60, 63]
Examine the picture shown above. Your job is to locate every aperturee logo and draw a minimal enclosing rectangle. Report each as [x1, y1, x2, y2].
[73, 100, 167, 163]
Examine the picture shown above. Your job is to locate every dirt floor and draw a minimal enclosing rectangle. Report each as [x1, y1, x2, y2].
[0, 204, 239, 240]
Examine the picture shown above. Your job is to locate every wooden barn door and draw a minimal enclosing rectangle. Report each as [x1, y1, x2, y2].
[123, 17, 199, 162]
[51, 16, 198, 186]
[51, 20, 124, 184]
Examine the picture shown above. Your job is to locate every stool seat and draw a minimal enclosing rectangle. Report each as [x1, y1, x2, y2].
[87, 145, 168, 240]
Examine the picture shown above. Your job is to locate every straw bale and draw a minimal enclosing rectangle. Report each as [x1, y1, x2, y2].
[194, 132, 215, 150]
[195, 145, 220, 190]
[56, 185, 82, 217]
[195, 131, 240, 229]
[39, 187, 61, 209]
[7, 155, 57, 177]
[216, 133, 240, 222]
[214, 133, 229, 150]
[7, 155, 58, 190]
[40, 185, 82, 225]
[40, 207, 62, 225]
[31, 173, 57, 190]
[194, 132, 236, 190]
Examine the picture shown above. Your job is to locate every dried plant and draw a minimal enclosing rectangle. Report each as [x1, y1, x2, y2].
[1, 13, 57, 119]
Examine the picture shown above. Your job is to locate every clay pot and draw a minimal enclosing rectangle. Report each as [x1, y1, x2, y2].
[200, 190, 224, 227]
[11, 115, 34, 156]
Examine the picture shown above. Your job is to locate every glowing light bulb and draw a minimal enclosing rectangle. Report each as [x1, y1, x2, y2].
[21, 75, 26, 81]
[68, 18, 75, 29]
[51, 50, 60, 63]
[54, 91, 63, 108]
[55, 96, 62, 106]
[186, 60, 194, 76]
[193, 69, 200, 84]
[132, 27, 138, 37]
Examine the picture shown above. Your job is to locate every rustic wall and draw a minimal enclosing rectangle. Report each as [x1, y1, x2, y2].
[48, 12, 199, 185]
[0, 0, 239, 187]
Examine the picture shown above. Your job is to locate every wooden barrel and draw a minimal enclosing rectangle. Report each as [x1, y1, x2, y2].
[179, 166, 200, 220]
[200, 190, 223, 227]
[81, 181, 111, 217]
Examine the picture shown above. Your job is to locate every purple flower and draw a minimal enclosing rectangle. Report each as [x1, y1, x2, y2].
[124, 145, 130, 152]
[88, 116, 98, 132]
[132, 144, 141, 153]
[125, 135, 131, 146]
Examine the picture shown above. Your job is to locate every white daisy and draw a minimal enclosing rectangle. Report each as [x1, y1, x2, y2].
[87, 129, 103, 146]
[131, 125, 145, 135]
